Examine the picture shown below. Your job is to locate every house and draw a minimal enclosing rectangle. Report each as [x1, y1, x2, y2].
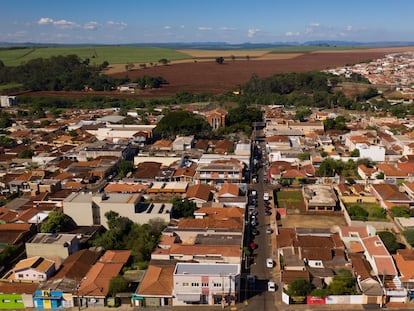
[392, 249, 414, 291]
[302, 185, 338, 211]
[196, 158, 244, 184]
[172, 136, 194, 151]
[77, 250, 131, 308]
[0, 282, 38, 309]
[133, 264, 175, 307]
[172, 263, 240, 306]
[63, 192, 170, 229]
[33, 249, 101, 309]
[370, 183, 413, 209]
[3, 256, 56, 282]
[25, 233, 79, 260]
[185, 184, 214, 207]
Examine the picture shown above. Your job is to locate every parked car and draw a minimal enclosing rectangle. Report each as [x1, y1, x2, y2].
[265, 210, 272, 216]
[251, 228, 258, 235]
[267, 281, 276, 292]
[250, 241, 257, 249]
[266, 258, 274, 268]
[251, 220, 258, 227]
[266, 227, 273, 234]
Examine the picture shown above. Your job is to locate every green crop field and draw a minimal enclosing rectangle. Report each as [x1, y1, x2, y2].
[0, 46, 192, 66]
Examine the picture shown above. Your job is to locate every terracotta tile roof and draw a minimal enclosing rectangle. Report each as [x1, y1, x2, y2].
[349, 253, 374, 281]
[78, 250, 130, 297]
[104, 183, 148, 193]
[267, 135, 290, 143]
[0, 282, 38, 294]
[339, 226, 370, 239]
[371, 184, 411, 201]
[276, 228, 297, 248]
[362, 236, 389, 256]
[214, 140, 234, 153]
[14, 172, 32, 181]
[169, 244, 241, 257]
[177, 217, 243, 230]
[393, 249, 414, 282]
[53, 249, 100, 280]
[136, 265, 174, 296]
[374, 256, 397, 276]
[358, 164, 376, 176]
[132, 162, 161, 179]
[0, 207, 18, 222]
[173, 167, 195, 178]
[218, 183, 240, 197]
[282, 169, 307, 179]
[13, 256, 54, 273]
[377, 164, 407, 177]
[281, 270, 310, 284]
[397, 162, 414, 174]
[194, 207, 244, 220]
[152, 139, 172, 148]
[185, 184, 213, 202]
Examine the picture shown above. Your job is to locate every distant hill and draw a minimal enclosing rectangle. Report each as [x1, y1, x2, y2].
[1, 41, 414, 50]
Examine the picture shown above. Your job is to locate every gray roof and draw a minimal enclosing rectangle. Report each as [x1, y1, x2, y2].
[174, 263, 240, 276]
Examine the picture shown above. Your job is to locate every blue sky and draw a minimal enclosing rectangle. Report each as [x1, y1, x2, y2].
[1, 0, 413, 44]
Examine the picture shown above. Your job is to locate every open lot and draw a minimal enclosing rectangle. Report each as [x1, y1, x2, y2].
[280, 214, 347, 228]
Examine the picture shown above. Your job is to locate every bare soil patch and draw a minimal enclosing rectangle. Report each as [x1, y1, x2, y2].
[281, 214, 347, 228]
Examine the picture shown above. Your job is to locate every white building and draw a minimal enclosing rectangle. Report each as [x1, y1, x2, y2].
[355, 143, 385, 162]
[173, 263, 240, 307]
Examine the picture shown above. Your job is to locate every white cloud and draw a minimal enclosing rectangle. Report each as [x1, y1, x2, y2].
[309, 23, 320, 27]
[84, 21, 100, 30]
[219, 26, 237, 31]
[247, 28, 260, 38]
[107, 21, 127, 30]
[53, 19, 78, 29]
[164, 25, 172, 30]
[198, 26, 212, 31]
[345, 25, 353, 31]
[180, 25, 185, 29]
[285, 31, 300, 37]
[38, 17, 54, 25]
[37, 17, 78, 29]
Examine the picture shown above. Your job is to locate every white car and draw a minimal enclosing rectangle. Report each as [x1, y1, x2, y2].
[266, 227, 273, 234]
[267, 281, 276, 292]
[266, 258, 274, 268]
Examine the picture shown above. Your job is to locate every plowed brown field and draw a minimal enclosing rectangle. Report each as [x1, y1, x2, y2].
[27, 47, 414, 98]
[108, 49, 402, 97]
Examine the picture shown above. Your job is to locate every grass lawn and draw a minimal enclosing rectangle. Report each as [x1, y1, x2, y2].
[0, 83, 23, 91]
[276, 190, 306, 211]
[345, 202, 388, 221]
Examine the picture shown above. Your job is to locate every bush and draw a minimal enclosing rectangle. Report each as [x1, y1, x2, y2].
[390, 205, 410, 218]
[378, 231, 401, 254]
[347, 205, 368, 221]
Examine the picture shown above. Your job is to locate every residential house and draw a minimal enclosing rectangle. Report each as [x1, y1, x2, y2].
[392, 249, 414, 291]
[355, 143, 386, 162]
[133, 264, 175, 307]
[0, 282, 38, 309]
[172, 263, 240, 306]
[3, 256, 56, 282]
[25, 233, 79, 260]
[33, 249, 101, 309]
[215, 183, 247, 208]
[172, 136, 194, 151]
[173, 167, 196, 182]
[302, 185, 338, 211]
[196, 158, 244, 184]
[376, 164, 407, 183]
[185, 184, 214, 207]
[63, 192, 170, 229]
[77, 250, 131, 308]
[370, 183, 413, 209]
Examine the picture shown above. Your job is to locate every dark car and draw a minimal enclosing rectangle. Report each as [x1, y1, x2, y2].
[265, 210, 272, 216]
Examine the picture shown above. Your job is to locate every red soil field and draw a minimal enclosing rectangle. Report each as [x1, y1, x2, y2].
[27, 48, 413, 98]
[108, 51, 389, 97]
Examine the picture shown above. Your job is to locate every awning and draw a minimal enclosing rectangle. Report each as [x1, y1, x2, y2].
[176, 293, 200, 302]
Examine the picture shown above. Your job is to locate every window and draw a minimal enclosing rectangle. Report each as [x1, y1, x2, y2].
[18, 274, 23, 278]
[213, 282, 222, 287]
[2, 299, 10, 303]
[202, 282, 208, 287]
[182, 282, 189, 286]
[191, 282, 199, 287]
[15, 300, 23, 303]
